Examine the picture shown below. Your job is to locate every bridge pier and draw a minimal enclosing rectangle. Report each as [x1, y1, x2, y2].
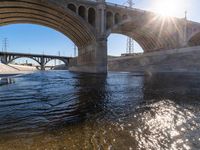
[40, 57, 45, 71]
[69, 38, 107, 73]
[0, 55, 8, 64]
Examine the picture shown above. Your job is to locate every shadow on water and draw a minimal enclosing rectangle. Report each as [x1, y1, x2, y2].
[0, 72, 109, 138]
[143, 72, 200, 102]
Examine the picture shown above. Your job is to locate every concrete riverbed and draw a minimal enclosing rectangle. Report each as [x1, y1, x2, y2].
[0, 63, 37, 75]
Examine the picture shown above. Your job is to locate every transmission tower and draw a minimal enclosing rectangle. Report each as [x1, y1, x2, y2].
[125, 0, 134, 54]
[126, 38, 134, 54]
[2, 38, 8, 52]
[74, 44, 77, 57]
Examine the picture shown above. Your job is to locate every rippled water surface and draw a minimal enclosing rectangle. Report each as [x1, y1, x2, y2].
[0, 71, 200, 150]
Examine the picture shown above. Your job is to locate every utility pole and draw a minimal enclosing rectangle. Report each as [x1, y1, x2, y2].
[125, 0, 135, 54]
[184, 10, 187, 20]
[2, 38, 8, 52]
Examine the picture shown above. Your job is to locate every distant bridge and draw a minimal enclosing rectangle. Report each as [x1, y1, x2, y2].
[0, 51, 72, 70]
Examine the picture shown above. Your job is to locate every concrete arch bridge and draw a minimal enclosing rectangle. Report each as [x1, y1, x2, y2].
[1, 0, 200, 73]
[0, 52, 71, 70]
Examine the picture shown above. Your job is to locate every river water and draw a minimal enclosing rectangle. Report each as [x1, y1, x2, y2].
[0, 71, 199, 150]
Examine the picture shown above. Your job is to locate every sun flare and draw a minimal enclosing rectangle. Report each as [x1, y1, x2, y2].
[153, 0, 183, 17]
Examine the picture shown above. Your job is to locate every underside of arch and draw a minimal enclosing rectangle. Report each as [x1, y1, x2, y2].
[0, 0, 96, 48]
[109, 19, 179, 53]
[8, 57, 41, 65]
[188, 32, 200, 46]
[45, 58, 68, 66]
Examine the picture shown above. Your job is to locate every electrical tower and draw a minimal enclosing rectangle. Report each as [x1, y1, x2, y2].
[2, 38, 8, 52]
[126, 38, 134, 54]
[74, 44, 77, 57]
[125, 0, 135, 54]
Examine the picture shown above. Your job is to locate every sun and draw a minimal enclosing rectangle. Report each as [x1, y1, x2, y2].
[153, 0, 183, 17]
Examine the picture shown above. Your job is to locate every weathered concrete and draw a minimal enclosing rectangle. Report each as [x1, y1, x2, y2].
[108, 46, 200, 73]
[69, 38, 107, 73]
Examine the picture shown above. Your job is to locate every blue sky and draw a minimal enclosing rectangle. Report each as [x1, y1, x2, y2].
[0, 0, 199, 59]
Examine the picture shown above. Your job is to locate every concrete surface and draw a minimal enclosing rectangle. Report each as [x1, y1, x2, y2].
[108, 46, 200, 73]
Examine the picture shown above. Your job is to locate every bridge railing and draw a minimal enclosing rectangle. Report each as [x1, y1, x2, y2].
[106, 2, 147, 13]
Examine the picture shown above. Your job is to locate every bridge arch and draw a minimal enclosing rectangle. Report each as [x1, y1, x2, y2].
[68, 4, 77, 13]
[122, 14, 128, 20]
[44, 58, 69, 66]
[7, 56, 41, 66]
[114, 13, 121, 24]
[78, 6, 86, 20]
[0, 0, 96, 48]
[108, 33, 144, 56]
[106, 17, 179, 53]
[106, 11, 114, 29]
[188, 32, 200, 47]
[88, 7, 96, 27]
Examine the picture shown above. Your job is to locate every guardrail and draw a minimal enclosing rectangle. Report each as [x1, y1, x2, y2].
[81, 0, 147, 13]
[106, 2, 147, 13]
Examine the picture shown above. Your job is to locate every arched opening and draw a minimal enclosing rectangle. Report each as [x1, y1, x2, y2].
[8, 57, 40, 71]
[188, 32, 200, 46]
[45, 59, 68, 70]
[108, 33, 144, 57]
[114, 13, 121, 24]
[0, 23, 76, 71]
[106, 11, 114, 29]
[122, 15, 128, 20]
[1, 24, 75, 56]
[88, 8, 96, 27]
[0, 0, 96, 48]
[68, 4, 77, 13]
[78, 6, 86, 19]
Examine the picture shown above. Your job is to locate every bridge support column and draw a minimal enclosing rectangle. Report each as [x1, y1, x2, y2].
[69, 38, 107, 73]
[40, 57, 45, 71]
[0, 55, 8, 64]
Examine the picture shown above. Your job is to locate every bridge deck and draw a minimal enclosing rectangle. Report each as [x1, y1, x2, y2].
[0, 52, 72, 59]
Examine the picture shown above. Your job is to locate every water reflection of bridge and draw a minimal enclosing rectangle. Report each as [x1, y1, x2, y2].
[0, 78, 15, 86]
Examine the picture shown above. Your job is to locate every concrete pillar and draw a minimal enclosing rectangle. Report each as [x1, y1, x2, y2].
[178, 19, 188, 47]
[97, 0, 106, 34]
[69, 0, 108, 74]
[1, 55, 8, 64]
[40, 57, 45, 71]
[69, 37, 107, 73]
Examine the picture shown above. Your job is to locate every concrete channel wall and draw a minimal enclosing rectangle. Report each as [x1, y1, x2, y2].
[108, 46, 200, 72]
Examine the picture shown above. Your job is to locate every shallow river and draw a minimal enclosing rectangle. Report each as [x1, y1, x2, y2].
[0, 71, 200, 150]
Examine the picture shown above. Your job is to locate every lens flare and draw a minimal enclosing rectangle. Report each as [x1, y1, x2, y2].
[153, 0, 185, 17]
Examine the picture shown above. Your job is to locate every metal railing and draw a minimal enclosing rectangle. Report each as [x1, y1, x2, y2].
[106, 2, 147, 13]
